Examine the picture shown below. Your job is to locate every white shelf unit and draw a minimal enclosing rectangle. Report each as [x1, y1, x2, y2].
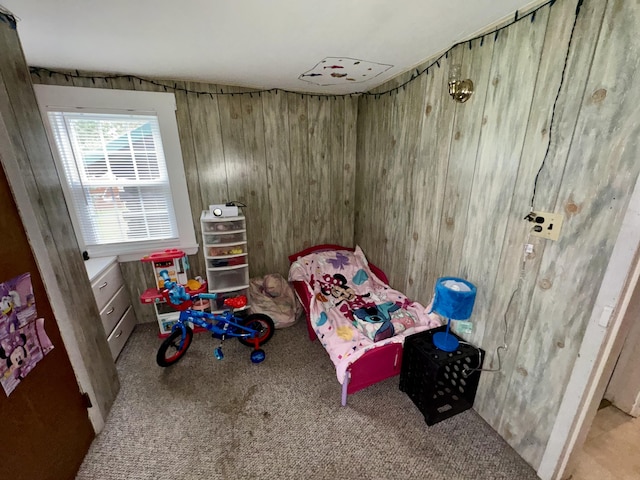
[200, 211, 250, 314]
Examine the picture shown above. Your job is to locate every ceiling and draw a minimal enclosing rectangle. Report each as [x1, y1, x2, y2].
[1, 0, 541, 94]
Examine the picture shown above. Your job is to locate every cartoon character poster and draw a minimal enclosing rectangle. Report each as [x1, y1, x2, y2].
[0, 273, 54, 396]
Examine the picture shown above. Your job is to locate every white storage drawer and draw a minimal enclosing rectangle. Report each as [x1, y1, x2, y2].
[91, 262, 124, 311]
[107, 306, 136, 360]
[203, 231, 246, 245]
[100, 285, 131, 334]
[206, 255, 247, 269]
[207, 265, 249, 291]
[207, 243, 247, 257]
[203, 219, 245, 232]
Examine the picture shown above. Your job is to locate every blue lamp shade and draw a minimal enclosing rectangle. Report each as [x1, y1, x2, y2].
[431, 277, 477, 352]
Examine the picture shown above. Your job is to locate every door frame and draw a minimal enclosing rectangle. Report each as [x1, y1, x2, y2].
[0, 112, 105, 432]
[537, 171, 640, 479]
[603, 282, 640, 417]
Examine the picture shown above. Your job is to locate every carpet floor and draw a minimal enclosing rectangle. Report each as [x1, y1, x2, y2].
[76, 320, 539, 480]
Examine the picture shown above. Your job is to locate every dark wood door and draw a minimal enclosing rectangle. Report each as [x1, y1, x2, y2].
[0, 164, 94, 479]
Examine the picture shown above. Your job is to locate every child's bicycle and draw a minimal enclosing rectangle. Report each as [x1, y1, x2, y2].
[155, 270, 275, 366]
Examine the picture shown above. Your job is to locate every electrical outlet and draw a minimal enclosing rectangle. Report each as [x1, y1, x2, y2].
[529, 211, 564, 241]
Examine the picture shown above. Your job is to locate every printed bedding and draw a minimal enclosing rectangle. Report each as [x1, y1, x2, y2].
[288, 246, 441, 383]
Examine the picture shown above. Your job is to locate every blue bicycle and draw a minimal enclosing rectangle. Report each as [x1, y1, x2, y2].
[155, 270, 274, 366]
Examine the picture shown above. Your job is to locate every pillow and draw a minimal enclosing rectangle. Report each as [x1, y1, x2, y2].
[288, 244, 389, 284]
[293, 247, 390, 307]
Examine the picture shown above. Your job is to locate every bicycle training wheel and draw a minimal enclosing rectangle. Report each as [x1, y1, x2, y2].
[238, 314, 275, 347]
[156, 327, 193, 367]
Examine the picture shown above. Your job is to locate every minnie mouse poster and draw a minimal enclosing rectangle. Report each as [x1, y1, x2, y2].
[0, 273, 53, 396]
[0, 332, 29, 380]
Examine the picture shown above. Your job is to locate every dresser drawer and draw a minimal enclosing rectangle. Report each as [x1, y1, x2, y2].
[107, 306, 136, 360]
[100, 285, 131, 334]
[91, 262, 124, 311]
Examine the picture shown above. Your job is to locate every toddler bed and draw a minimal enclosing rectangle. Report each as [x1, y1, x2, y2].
[288, 244, 441, 405]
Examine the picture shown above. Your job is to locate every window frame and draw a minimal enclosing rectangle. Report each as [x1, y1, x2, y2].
[34, 84, 197, 261]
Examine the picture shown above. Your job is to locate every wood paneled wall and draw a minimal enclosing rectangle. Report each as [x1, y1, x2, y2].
[32, 75, 358, 323]
[24, 0, 640, 469]
[355, 0, 640, 469]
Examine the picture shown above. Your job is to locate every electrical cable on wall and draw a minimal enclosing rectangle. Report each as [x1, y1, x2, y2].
[225, 201, 247, 208]
[462, 234, 530, 378]
[529, 0, 584, 212]
[0, 7, 17, 29]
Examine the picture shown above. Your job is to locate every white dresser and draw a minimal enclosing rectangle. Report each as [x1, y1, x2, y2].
[85, 256, 136, 360]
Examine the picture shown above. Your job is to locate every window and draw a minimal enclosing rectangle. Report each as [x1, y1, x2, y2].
[35, 85, 197, 261]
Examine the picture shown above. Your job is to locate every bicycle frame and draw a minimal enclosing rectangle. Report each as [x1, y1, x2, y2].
[155, 269, 274, 365]
[173, 302, 263, 348]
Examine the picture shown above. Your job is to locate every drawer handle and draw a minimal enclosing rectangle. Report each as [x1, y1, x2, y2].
[98, 281, 108, 290]
[115, 330, 123, 338]
[106, 307, 115, 315]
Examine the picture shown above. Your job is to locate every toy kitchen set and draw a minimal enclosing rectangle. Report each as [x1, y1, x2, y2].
[139, 203, 249, 336]
[139, 249, 208, 336]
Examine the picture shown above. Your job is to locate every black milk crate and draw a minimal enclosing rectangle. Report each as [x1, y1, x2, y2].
[399, 326, 484, 425]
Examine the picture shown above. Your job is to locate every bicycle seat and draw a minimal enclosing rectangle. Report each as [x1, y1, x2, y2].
[223, 295, 247, 309]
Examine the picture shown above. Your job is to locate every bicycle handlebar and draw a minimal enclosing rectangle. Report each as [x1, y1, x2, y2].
[198, 293, 218, 300]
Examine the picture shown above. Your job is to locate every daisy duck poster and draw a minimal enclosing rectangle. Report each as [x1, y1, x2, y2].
[0, 272, 54, 396]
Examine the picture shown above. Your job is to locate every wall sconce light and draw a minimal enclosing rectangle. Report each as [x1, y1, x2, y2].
[448, 64, 474, 103]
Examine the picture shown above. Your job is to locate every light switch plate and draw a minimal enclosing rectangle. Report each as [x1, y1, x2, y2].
[598, 305, 613, 328]
[529, 211, 564, 241]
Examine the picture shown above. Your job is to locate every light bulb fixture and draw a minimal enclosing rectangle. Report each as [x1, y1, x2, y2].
[448, 64, 474, 103]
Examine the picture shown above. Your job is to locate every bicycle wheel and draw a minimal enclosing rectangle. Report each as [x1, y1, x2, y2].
[156, 326, 193, 367]
[237, 314, 275, 347]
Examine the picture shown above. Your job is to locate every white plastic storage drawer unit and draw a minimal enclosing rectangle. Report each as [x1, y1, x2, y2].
[201, 210, 251, 313]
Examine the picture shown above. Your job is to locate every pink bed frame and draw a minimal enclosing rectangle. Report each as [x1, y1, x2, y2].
[288, 244, 405, 406]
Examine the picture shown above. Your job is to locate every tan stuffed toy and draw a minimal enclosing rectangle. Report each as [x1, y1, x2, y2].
[248, 274, 301, 328]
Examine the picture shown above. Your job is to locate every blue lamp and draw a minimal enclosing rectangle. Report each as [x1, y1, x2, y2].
[431, 277, 477, 352]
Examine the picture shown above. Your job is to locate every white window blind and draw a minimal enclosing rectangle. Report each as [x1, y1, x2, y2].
[35, 85, 197, 260]
[47, 111, 179, 248]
